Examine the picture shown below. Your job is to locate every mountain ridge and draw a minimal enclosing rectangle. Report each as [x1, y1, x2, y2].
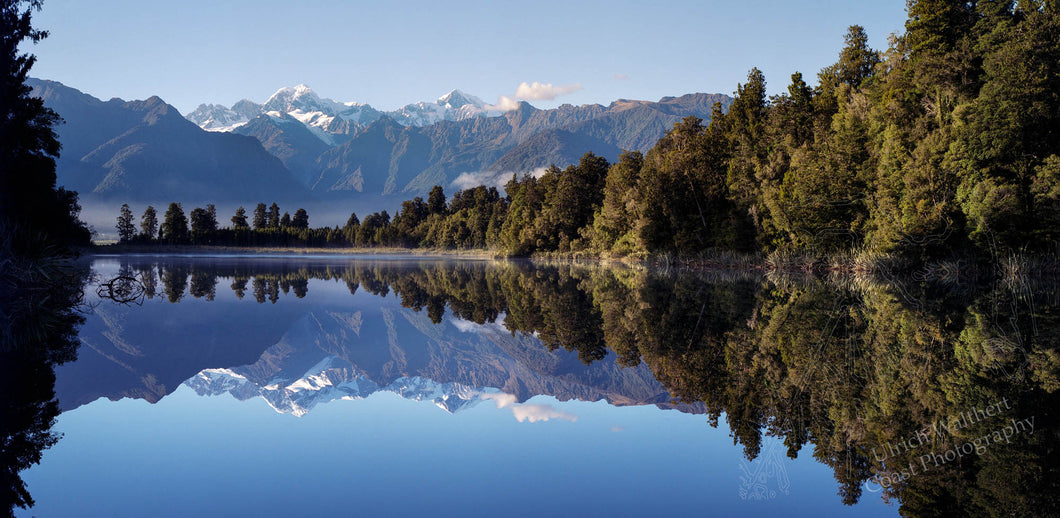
[29, 78, 312, 203]
[31, 78, 730, 208]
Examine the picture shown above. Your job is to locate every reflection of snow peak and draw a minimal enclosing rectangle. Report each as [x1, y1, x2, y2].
[186, 361, 577, 423]
[185, 358, 481, 417]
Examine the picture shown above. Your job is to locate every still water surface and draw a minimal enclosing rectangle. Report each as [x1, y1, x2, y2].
[13, 255, 1058, 516]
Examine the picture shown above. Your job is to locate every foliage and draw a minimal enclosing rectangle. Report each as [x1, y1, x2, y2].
[115, 203, 135, 243]
[0, 0, 90, 251]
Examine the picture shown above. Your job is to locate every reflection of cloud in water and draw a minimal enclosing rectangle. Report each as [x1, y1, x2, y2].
[481, 392, 577, 423]
[450, 314, 507, 334]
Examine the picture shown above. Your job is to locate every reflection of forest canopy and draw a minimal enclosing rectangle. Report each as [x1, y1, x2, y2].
[125, 258, 1060, 516]
[0, 236, 88, 513]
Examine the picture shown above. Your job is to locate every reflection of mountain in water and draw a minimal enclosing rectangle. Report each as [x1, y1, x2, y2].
[188, 366, 483, 416]
[60, 263, 693, 419]
[180, 305, 685, 416]
[58, 256, 1060, 516]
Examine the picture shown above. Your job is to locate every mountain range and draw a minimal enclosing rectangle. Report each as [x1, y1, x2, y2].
[30, 79, 730, 207]
[186, 85, 496, 136]
[28, 78, 311, 203]
[57, 272, 695, 419]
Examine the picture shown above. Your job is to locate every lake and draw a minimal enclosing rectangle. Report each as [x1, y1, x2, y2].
[8, 255, 1058, 517]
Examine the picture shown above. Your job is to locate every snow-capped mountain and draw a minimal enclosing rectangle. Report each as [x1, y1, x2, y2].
[184, 103, 251, 132]
[184, 98, 264, 132]
[184, 84, 496, 142]
[185, 358, 484, 417]
[387, 89, 496, 126]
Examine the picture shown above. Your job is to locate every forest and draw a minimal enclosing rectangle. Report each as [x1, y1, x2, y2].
[116, 2, 1060, 260]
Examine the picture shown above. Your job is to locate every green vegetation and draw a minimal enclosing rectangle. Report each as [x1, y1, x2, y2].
[118, 4, 1060, 261]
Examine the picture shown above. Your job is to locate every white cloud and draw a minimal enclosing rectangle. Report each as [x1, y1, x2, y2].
[511, 404, 578, 423]
[514, 81, 582, 101]
[613, 73, 630, 81]
[451, 171, 513, 192]
[451, 167, 550, 193]
[450, 314, 507, 334]
[451, 318, 481, 333]
[486, 81, 582, 112]
[481, 392, 578, 423]
[482, 392, 519, 408]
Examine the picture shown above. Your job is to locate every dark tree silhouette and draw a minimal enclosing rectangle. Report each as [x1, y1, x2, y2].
[0, 0, 89, 250]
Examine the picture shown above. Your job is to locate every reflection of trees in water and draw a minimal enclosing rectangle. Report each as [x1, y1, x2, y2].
[115, 257, 1060, 514]
[0, 247, 88, 514]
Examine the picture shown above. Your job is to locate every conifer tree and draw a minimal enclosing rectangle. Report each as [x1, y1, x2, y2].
[268, 203, 280, 228]
[160, 202, 189, 244]
[428, 185, 447, 215]
[292, 208, 309, 229]
[252, 203, 267, 230]
[231, 207, 249, 229]
[140, 205, 158, 241]
[116, 203, 135, 242]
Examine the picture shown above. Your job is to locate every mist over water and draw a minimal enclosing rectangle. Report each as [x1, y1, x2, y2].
[80, 197, 405, 241]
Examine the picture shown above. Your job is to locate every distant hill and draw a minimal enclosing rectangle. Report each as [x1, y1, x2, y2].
[28, 79, 311, 203]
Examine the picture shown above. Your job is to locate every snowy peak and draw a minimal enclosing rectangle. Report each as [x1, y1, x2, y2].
[185, 103, 250, 132]
[437, 89, 485, 110]
[184, 358, 484, 417]
[184, 85, 496, 140]
[389, 89, 497, 126]
[262, 84, 338, 115]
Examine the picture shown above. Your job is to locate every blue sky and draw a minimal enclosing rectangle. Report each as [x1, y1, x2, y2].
[26, 0, 908, 115]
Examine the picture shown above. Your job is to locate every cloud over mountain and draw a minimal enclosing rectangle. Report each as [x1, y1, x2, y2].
[489, 81, 584, 111]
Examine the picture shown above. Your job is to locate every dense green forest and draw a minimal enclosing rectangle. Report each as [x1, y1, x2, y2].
[119, 2, 1060, 259]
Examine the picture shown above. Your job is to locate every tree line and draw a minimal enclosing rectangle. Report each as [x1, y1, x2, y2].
[115, 185, 508, 249]
[119, 3, 1060, 259]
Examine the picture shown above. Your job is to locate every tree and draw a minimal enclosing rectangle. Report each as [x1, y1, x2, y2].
[428, 185, 447, 215]
[160, 202, 189, 244]
[231, 206, 249, 229]
[345, 212, 360, 228]
[591, 151, 643, 254]
[252, 203, 267, 230]
[140, 205, 158, 241]
[189, 205, 217, 243]
[292, 208, 309, 229]
[268, 202, 280, 228]
[116, 203, 135, 242]
[835, 25, 880, 88]
[279, 211, 291, 228]
[0, 0, 90, 251]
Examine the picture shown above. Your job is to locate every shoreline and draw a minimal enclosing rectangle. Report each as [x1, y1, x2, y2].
[82, 244, 1060, 281]
[85, 244, 501, 260]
